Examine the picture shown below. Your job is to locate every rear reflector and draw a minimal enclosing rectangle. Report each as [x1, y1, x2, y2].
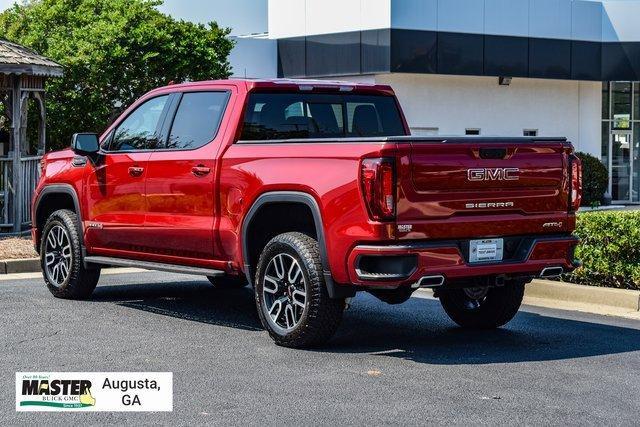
[361, 158, 396, 221]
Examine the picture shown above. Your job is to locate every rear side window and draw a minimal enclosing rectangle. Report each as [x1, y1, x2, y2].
[166, 91, 229, 150]
[240, 92, 405, 141]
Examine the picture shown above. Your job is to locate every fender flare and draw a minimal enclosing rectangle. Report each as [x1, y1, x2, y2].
[34, 184, 85, 252]
[241, 191, 355, 299]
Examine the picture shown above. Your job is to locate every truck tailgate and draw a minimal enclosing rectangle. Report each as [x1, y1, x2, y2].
[395, 138, 571, 240]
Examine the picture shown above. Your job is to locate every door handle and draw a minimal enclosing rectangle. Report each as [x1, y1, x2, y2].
[128, 166, 144, 177]
[192, 165, 211, 177]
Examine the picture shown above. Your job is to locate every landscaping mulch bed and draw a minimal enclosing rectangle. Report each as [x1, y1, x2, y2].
[0, 237, 37, 260]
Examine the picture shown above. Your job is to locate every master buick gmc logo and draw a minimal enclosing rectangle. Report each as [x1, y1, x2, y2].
[467, 168, 520, 181]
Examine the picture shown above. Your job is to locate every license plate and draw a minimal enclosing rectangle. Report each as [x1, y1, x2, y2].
[469, 238, 504, 263]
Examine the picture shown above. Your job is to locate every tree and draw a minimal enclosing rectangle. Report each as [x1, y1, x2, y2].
[0, 0, 234, 150]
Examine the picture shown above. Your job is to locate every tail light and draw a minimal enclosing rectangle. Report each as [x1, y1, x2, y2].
[569, 154, 582, 211]
[361, 158, 396, 221]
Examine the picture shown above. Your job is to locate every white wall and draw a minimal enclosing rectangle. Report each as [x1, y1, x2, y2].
[268, 0, 390, 38]
[269, 0, 640, 42]
[365, 73, 601, 156]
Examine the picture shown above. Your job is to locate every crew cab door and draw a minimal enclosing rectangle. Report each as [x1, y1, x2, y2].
[84, 94, 171, 253]
[142, 89, 232, 261]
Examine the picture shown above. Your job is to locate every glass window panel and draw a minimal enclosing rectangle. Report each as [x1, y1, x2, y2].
[240, 93, 405, 140]
[484, 35, 528, 77]
[528, 38, 571, 79]
[612, 82, 631, 129]
[306, 32, 360, 77]
[611, 132, 631, 201]
[167, 92, 229, 150]
[571, 41, 602, 80]
[361, 29, 390, 74]
[277, 37, 306, 78]
[390, 29, 437, 74]
[112, 95, 169, 151]
[437, 32, 484, 76]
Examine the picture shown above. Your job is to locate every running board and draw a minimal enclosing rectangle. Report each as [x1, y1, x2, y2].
[84, 256, 225, 277]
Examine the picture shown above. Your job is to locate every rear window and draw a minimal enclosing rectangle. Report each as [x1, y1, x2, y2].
[240, 92, 406, 141]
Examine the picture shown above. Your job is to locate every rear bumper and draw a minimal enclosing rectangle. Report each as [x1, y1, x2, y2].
[347, 234, 580, 288]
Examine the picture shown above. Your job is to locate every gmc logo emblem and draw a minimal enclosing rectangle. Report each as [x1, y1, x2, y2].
[467, 168, 520, 181]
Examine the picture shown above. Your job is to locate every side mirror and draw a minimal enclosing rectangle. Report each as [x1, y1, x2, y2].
[71, 133, 99, 157]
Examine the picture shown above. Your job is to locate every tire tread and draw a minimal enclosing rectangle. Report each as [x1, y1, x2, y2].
[255, 232, 344, 348]
[41, 209, 100, 300]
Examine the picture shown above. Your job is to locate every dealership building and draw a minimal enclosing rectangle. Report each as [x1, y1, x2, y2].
[229, 0, 640, 203]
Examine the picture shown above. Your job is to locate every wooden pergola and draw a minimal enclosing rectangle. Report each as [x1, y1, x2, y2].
[0, 39, 63, 232]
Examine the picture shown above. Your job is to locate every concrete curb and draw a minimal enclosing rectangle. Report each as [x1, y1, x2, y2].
[0, 258, 40, 274]
[526, 279, 640, 312]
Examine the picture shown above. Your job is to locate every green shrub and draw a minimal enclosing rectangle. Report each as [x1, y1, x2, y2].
[565, 211, 640, 290]
[575, 152, 608, 207]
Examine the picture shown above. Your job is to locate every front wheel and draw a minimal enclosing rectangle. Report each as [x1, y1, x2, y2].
[255, 232, 344, 348]
[438, 281, 525, 329]
[40, 209, 100, 300]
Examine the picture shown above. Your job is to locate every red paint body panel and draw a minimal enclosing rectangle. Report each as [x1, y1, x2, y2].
[84, 152, 150, 251]
[32, 79, 580, 291]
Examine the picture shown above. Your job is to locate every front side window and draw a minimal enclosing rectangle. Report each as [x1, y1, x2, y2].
[166, 91, 229, 150]
[111, 95, 169, 151]
[240, 92, 406, 140]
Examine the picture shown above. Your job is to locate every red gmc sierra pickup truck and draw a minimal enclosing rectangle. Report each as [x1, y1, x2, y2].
[32, 79, 582, 347]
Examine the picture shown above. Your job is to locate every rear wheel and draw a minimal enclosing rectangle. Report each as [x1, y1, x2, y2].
[255, 232, 344, 348]
[40, 209, 100, 300]
[438, 281, 525, 329]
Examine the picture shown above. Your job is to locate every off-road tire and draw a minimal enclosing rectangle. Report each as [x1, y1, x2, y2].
[255, 232, 344, 348]
[40, 209, 100, 299]
[439, 281, 525, 329]
[206, 275, 248, 288]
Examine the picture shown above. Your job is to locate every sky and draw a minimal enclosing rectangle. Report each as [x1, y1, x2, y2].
[0, 0, 268, 35]
[158, 0, 267, 35]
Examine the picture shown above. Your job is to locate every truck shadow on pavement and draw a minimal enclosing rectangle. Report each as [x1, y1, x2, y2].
[92, 280, 640, 364]
[93, 281, 263, 331]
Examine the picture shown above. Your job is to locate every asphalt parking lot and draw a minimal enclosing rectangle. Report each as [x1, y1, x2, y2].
[2, 270, 640, 425]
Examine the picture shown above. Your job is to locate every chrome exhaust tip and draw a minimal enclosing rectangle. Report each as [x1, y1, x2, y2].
[540, 266, 564, 278]
[413, 275, 445, 288]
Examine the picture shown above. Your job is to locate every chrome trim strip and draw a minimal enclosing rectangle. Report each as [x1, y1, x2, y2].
[540, 266, 564, 278]
[416, 275, 445, 288]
